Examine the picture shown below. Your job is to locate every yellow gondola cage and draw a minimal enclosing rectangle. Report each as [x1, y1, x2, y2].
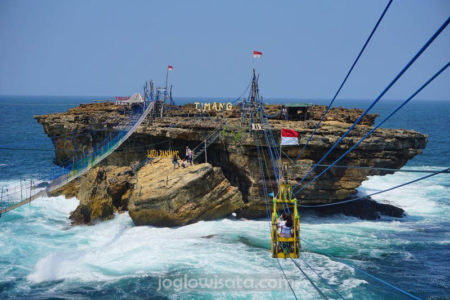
[271, 179, 300, 259]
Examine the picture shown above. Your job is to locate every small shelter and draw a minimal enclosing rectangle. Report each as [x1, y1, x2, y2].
[115, 93, 144, 105]
[282, 103, 312, 121]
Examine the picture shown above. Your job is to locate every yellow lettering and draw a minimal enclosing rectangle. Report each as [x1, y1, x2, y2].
[194, 102, 200, 111]
[226, 103, 232, 111]
[212, 102, 218, 111]
[204, 103, 211, 111]
[147, 149, 159, 158]
[218, 103, 224, 110]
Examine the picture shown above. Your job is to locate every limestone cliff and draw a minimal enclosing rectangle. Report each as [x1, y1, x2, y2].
[35, 102, 427, 225]
[129, 158, 243, 226]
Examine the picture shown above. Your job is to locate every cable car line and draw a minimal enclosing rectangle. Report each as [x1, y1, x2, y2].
[292, 17, 449, 194]
[301, 238, 421, 299]
[294, 61, 449, 196]
[298, 256, 346, 299]
[300, 167, 449, 208]
[289, 0, 393, 177]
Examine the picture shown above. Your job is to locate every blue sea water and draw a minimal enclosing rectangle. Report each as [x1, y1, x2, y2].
[0, 95, 449, 299]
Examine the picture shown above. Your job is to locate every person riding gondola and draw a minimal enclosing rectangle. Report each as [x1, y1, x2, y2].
[277, 213, 293, 238]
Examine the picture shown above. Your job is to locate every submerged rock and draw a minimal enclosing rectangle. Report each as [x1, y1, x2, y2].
[308, 197, 405, 220]
[128, 158, 244, 226]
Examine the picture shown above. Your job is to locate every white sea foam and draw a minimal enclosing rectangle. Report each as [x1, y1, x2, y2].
[358, 166, 449, 216]
[25, 214, 368, 300]
[2, 167, 447, 298]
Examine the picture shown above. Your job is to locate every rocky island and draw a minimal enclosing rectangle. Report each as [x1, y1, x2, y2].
[35, 102, 427, 226]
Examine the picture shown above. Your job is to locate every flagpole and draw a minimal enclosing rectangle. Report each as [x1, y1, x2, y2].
[252, 55, 254, 72]
[165, 67, 169, 104]
[280, 130, 283, 181]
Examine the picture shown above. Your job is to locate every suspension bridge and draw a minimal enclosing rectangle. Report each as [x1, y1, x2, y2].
[0, 100, 155, 215]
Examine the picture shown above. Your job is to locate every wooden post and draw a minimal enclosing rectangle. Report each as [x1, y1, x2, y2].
[204, 140, 207, 163]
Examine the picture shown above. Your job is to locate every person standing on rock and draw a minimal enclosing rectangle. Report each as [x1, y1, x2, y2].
[186, 146, 193, 166]
[281, 105, 288, 120]
[172, 154, 180, 169]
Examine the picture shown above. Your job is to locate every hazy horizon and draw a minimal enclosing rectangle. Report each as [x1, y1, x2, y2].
[1, 0, 449, 100]
[1, 94, 449, 102]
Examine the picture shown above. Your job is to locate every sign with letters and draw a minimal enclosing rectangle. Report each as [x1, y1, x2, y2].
[147, 149, 180, 159]
[194, 102, 233, 112]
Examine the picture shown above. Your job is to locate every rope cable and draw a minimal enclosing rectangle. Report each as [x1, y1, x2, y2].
[295, 62, 449, 196]
[300, 167, 449, 208]
[301, 238, 421, 300]
[277, 260, 299, 300]
[289, 0, 393, 177]
[253, 123, 298, 299]
[293, 17, 450, 193]
[299, 256, 346, 299]
[290, 258, 329, 299]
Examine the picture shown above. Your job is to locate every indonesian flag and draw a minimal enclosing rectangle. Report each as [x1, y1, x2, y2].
[168, 65, 173, 71]
[281, 128, 299, 146]
[115, 96, 130, 101]
[253, 50, 263, 58]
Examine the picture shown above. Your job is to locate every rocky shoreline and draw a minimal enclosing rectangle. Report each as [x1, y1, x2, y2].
[36, 102, 427, 226]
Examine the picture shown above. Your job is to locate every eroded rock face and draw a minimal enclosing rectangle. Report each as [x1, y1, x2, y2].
[35, 102, 427, 225]
[56, 166, 134, 224]
[128, 158, 244, 226]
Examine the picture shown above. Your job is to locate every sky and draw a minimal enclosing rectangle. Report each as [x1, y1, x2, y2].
[0, 0, 449, 100]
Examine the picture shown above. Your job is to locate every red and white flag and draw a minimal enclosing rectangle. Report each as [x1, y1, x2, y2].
[115, 96, 130, 101]
[168, 65, 173, 71]
[281, 128, 299, 146]
[253, 50, 263, 58]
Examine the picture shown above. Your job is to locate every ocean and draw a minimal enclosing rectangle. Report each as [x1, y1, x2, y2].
[0, 95, 448, 299]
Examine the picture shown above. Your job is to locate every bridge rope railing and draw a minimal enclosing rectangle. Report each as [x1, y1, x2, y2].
[289, 0, 393, 178]
[292, 17, 450, 194]
[0, 100, 155, 215]
[294, 61, 449, 196]
[1, 82, 252, 212]
[50, 101, 155, 191]
[37, 103, 137, 181]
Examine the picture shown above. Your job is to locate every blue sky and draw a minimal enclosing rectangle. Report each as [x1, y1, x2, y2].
[0, 0, 449, 100]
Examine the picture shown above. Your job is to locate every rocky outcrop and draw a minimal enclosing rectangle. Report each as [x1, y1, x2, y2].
[55, 165, 134, 224]
[35, 102, 427, 225]
[307, 197, 405, 220]
[128, 158, 243, 226]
